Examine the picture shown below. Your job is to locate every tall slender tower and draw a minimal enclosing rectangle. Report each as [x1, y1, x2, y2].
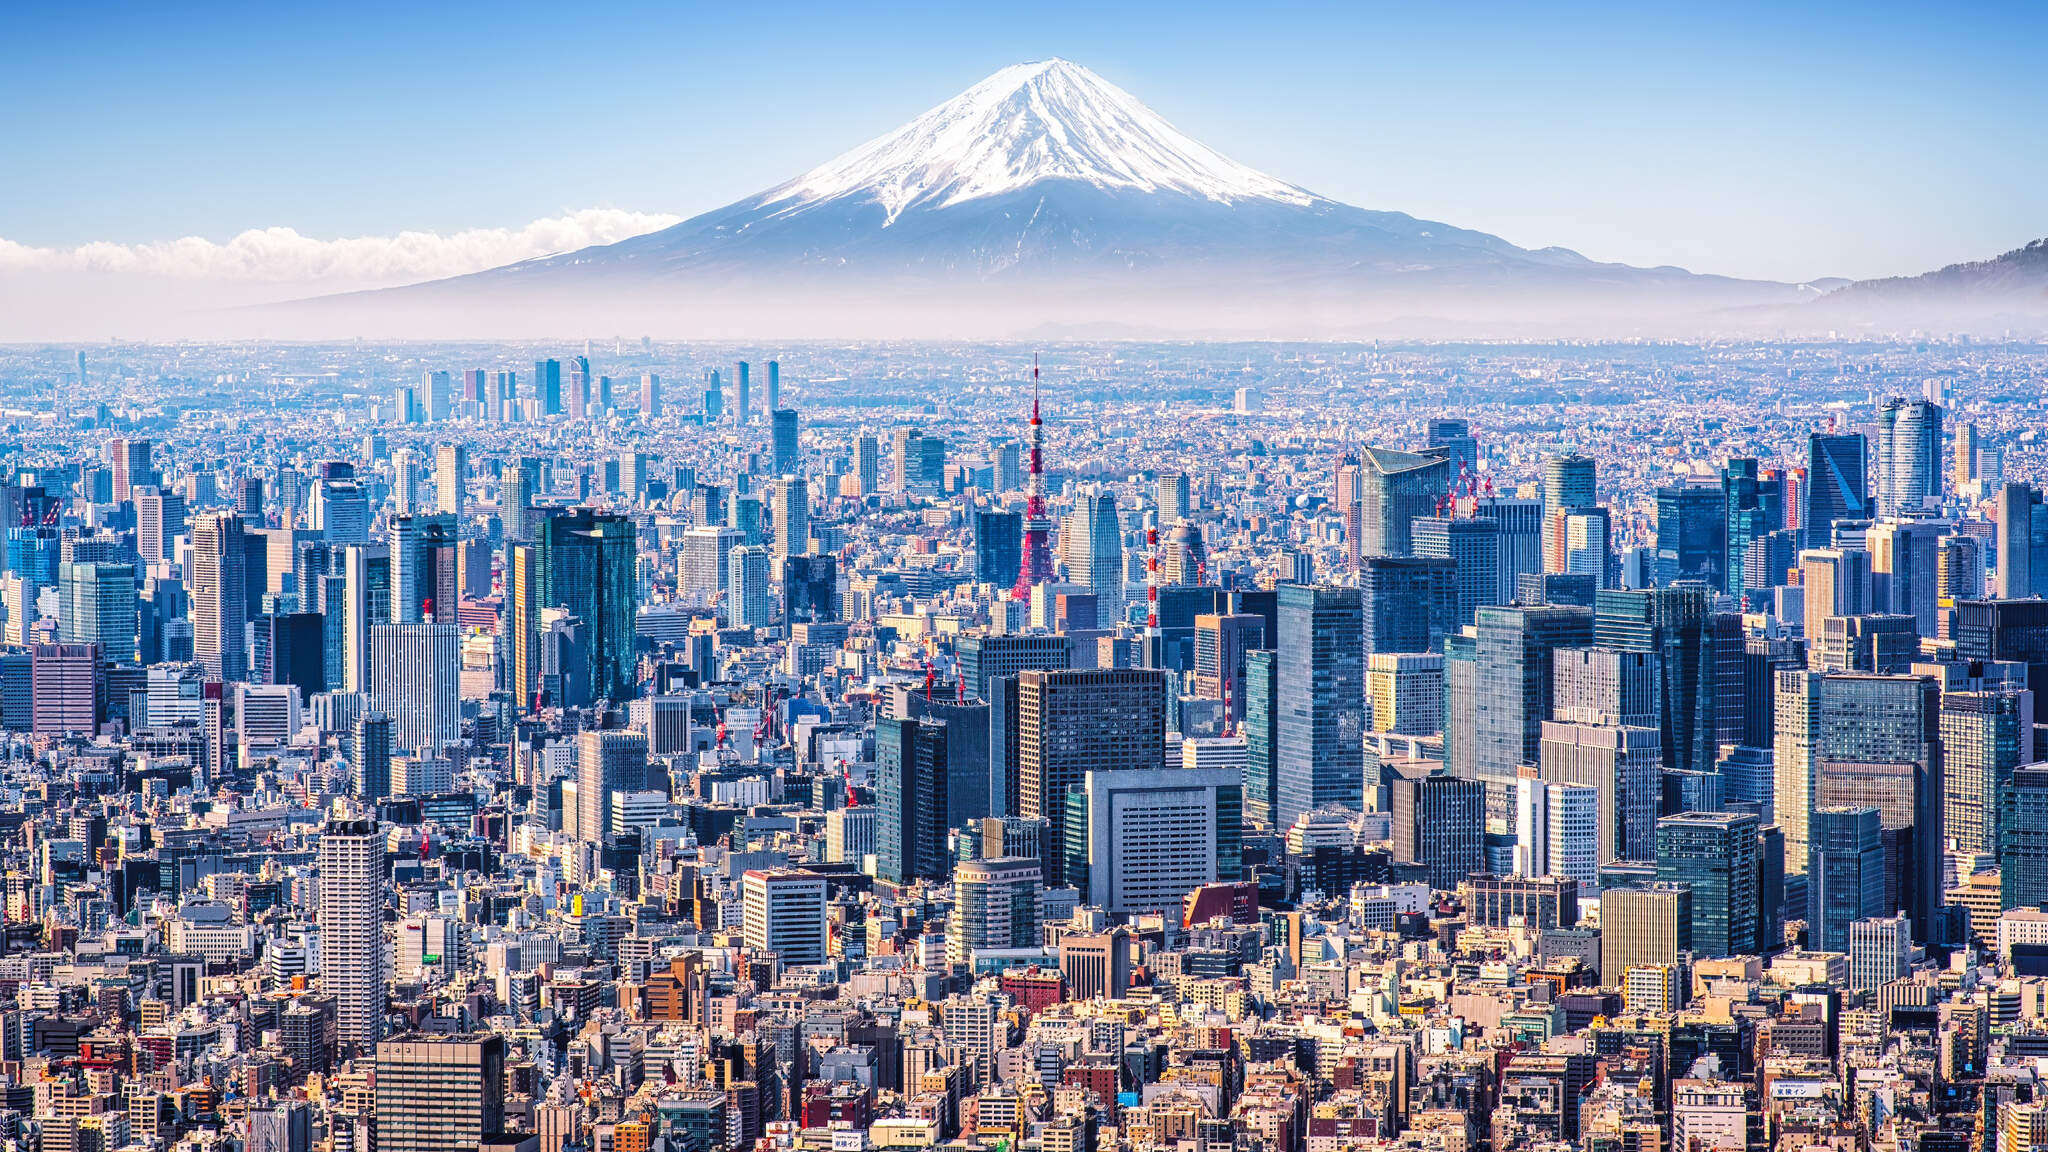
[1012, 356, 1056, 601]
[319, 818, 387, 1056]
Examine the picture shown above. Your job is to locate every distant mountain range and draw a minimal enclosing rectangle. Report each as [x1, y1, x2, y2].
[288, 60, 2042, 338]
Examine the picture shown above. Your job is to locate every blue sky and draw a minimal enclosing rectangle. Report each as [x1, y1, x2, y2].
[3, 0, 2044, 282]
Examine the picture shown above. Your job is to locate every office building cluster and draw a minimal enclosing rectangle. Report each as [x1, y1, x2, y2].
[0, 338, 2042, 1152]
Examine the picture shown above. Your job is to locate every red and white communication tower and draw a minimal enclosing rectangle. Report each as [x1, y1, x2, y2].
[1011, 354, 1057, 602]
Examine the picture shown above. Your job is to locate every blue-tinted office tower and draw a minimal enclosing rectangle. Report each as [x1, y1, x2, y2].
[1471, 604, 1593, 809]
[1358, 556, 1456, 653]
[534, 359, 562, 417]
[1244, 648, 1280, 827]
[1804, 433, 1869, 550]
[974, 510, 1023, 590]
[2000, 765, 2048, 911]
[771, 408, 800, 476]
[1654, 484, 1725, 590]
[534, 509, 638, 702]
[1808, 805, 1884, 953]
[1411, 517, 1498, 629]
[1655, 811, 1761, 957]
[1274, 585, 1365, 829]
[1595, 587, 1718, 774]
[1723, 459, 1784, 609]
[876, 699, 991, 885]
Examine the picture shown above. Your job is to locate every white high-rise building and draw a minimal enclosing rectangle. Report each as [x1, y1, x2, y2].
[390, 448, 421, 516]
[729, 544, 771, 629]
[1849, 914, 1913, 990]
[368, 623, 460, 753]
[317, 819, 386, 1055]
[681, 527, 742, 605]
[1513, 776, 1598, 888]
[1078, 766, 1238, 914]
[741, 869, 827, 965]
[772, 478, 809, 564]
[435, 444, 467, 518]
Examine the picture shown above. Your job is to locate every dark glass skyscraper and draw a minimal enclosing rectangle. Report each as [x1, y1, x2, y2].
[771, 408, 800, 476]
[2001, 765, 2048, 911]
[973, 509, 1023, 590]
[1471, 604, 1593, 805]
[1411, 517, 1498, 629]
[1244, 648, 1280, 828]
[1274, 585, 1365, 829]
[1594, 587, 1717, 774]
[1808, 805, 1884, 953]
[1723, 458, 1785, 610]
[533, 358, 562, 416]
[1654, 811, 1760, 957]
[1358, 556, 1455, 654]
[1804, 432, 1869, 550]
[534, 508, 638, 702]
[1653, 484, 1725, 590]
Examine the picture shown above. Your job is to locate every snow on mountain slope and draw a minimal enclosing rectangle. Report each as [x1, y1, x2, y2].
[759, 59, 1320, 224]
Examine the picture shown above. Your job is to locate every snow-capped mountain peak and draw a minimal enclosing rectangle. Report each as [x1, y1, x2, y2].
[758, 58, 1321, 224]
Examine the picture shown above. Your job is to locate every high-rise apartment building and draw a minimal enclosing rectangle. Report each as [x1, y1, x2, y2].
[317, 819, 386, 1056]
[190, 511, 248, 682]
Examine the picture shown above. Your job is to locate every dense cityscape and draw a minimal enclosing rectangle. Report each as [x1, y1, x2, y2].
[0, 337, 2037, 1151]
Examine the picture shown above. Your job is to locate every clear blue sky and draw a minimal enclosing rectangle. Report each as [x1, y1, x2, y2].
[4, 0, 2043, 282]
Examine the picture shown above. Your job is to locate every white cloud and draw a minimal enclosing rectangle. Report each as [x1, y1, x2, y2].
[0, 208, 681, 285]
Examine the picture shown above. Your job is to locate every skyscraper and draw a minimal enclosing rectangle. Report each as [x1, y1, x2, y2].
[1157, 471, 1189, 526]
[1015, 669, 1167, 886]
[1425, 417, 1479, 480]
[1358, 556, 1455, 654]
[728, 544, 771, 628]
[134, 485, 187, 566]
[1539, 719, 1662, 865]
[1595, 587, 1718, 773]
[534, 508, 638, 702]
[317, 818, 386, 1056]
[1541, 452, 1597, 574]
[1472, 604, 1594, 808]
[1654, 483, 1726, 590]
[368, 623, 460, 754]
[1804, 432, 1869, 548]
[1067, 487, 1124, 624]
[1358, 446, 1451, 558]
[1654, 811, 1761, 957]
[1808, 805, 1884, 953]
[1996, 482, 2048, 599]
[1389, 767, 1485, 889]
[534, 358, 562, 416]
[973, 509, 1023, 590]
[434, 443, 467, 518]
[1410, 517, 1498, 629]
[1274, 585, 1365, 828]
[190, 511, 249, 682]
[771, 478, 809, 565]
[2001, 765, 2048, 911]
[577, 729, 650, 848]
[1071, 766, 1241, 913]
[639, 372, 662, 419]
[1875, 397, 1943, 517]
[1941, 686, 2034, 857]
[771, 408, 800, 476]
[741, 868, 826, 964]
[1243, 648, 1280, 828]
[352, 711, 393, 801]
[1601, 883, 1693, 981]
[1723, 458, 1785, 609]
[734, 360, 751, 423]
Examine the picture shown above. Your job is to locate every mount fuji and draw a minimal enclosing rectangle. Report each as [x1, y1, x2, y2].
[305, 59, 1816, 337]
